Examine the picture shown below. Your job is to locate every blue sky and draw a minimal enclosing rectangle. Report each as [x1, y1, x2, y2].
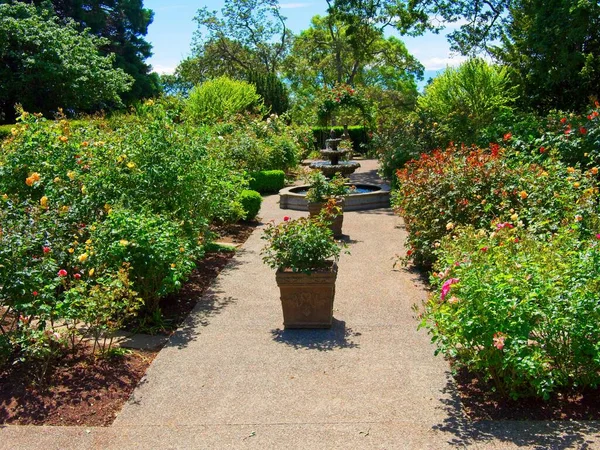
[143, 0, 468, 87]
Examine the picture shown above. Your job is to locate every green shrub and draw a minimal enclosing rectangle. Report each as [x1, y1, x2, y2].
[394, 145, 599, 268]
[239, 190, 262, 221]
[312, 126, 370, 153]
[417, 58, 518, 148]
[208, 114, 301, 172]
[422, 226, 600, 400]
[185, 76, 263, 124]
[248, 170, 285, 193]
[91, 208, 197, 312]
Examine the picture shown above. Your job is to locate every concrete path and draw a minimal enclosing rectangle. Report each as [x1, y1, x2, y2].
[3, 160, 600, 449]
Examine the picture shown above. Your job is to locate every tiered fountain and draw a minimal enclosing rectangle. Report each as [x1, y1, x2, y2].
[279, 129, 390, 211]
[308, 131, 360, 177]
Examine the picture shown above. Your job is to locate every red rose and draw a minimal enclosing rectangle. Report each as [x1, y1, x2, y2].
[58, 269, 68, 277]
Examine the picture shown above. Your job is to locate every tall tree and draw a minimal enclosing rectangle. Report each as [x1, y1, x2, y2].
[0, 2, 132, 122]
[12, 0, 160, 102]
[192, 0, 291, 75]
[495, 0, 600, 111]
[284, 14, 422, 91]
[414, 0, 600, 111]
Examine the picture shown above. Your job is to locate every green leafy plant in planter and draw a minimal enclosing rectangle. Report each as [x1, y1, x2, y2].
[305, 172, 350, 237]
[261, 209, 345, 328]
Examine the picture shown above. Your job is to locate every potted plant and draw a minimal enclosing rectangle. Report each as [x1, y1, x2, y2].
[261, 212, 343, 328]
[305, 171, 350, 238]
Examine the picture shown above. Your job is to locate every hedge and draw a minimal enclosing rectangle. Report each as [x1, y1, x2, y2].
[248, 170, 285, 193]
[312, 125, 371, 154]
[239, 189, 263, 220]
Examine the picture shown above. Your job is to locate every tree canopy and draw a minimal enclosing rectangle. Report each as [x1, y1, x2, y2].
[12, 0, 160, 102]
[0, 2, 132, 122]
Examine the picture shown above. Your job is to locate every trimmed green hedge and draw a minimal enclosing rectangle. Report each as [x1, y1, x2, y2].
[248, 170, 285, 193]
[239, 189, 262, 220]
[312, 126, 370, 154]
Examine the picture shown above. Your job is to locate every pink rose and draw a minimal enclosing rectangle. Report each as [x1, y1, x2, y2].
[440, 278, 460, 301]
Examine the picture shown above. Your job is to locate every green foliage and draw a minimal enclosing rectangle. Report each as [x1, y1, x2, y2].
[261, 214, 341, 273]
[0, 2, 133, 123]
[22, 0, 160, 103]
[0, 124, 12, 140]
[422, 226, 600, 399]
[417, 58, 518, 147]
[207, 113, 302, 172]
[185, 76, 263, 125]
[239, 189, 262, 221]
[394, 145, 599, 268]
[91, 208, 196, 312]
[192, 0, 291, 75]
[495, 0, 600, 112]
[248, 170, 285, 193]
[246, 71, 289, 115]
[305, 172, 350, 204]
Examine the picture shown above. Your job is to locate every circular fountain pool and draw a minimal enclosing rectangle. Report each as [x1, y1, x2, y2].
[279, 183, 391, 211]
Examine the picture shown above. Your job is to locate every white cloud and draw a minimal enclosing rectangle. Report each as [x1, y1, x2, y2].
[151, 64, 176, 75]
[280, 2, 312, 9]
[421, 55, 469, 70]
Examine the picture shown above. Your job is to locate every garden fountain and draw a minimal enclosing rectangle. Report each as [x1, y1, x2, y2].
[279, 130, 390, 211]
[308, 130, 360, 177]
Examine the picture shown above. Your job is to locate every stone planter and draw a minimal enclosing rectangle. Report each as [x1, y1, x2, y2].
[307, 198, 345, 238]
[275, 262, 337, 329]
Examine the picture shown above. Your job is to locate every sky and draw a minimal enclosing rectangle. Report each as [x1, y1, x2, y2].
[143, 0, 468, 88]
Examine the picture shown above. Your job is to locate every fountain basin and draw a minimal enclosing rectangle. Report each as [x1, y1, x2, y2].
[279, 183, 391, 211]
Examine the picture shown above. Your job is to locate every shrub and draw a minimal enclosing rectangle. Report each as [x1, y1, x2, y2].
[239, 189, 262, 221]
[185, 76, 263, 124]
[417, 58, 518, 148]
[422, 226, 600, 399]
[208, 114, 302, 172]
[248, 170, 285, 193]
[91, 208, 197, 312]
[394, 145, 599, 268]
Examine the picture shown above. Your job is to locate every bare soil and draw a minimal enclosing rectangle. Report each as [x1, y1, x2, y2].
[0, 221, 257, 426]
[455, 366, 600, 420]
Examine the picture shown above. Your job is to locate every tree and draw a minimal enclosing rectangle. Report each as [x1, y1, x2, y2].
[13, 0, 160, 102]
[414, 0, 600, 111]
[192, 0, 291, 75]
[495, 0, 600, 111]
[0, 2, 132, 122]
[284, 14, 422, 92]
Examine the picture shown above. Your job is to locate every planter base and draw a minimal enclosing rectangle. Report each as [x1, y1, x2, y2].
[276, 264, 337, 329]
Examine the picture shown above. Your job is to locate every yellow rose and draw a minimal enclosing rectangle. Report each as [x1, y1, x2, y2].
[127, 162, 136, 169]
[67, 171, 76, 181]
[573, 182, 580, 188]
[510, 213, 519, 221]
[446, 222, 454, 231]
[68, 248, 75, 254]
[119, 240, 129, 246]
[519, 191, 528, 199]
[591, 167, 598, 175]
[40, 196, 48, 208]
[78, 253, 89, 263]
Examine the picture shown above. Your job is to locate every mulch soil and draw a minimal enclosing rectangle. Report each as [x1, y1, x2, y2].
[0, 221, 257, 426]
[454, 366, 600, 421]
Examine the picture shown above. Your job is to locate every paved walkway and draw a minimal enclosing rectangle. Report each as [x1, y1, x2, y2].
[2, 160, 600, 449]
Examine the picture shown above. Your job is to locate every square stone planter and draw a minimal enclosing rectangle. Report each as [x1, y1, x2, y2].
[275, 262, 338, 329]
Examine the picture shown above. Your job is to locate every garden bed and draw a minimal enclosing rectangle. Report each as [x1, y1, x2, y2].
[0, 221, 257, 426]
[456, 367, 600, 421]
